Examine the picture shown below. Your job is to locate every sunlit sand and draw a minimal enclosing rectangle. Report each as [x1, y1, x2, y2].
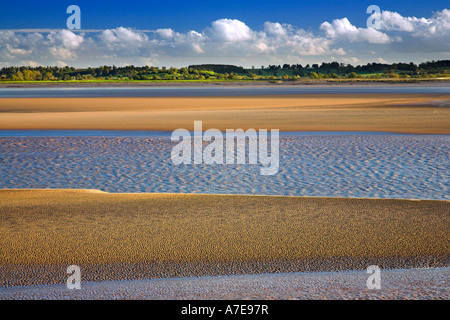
[1, 190, 448, 287]
[0, 94, 449, 133]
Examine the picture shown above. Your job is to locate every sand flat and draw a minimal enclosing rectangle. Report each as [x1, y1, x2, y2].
[0, 94, 449, 133]
[1, 190, 448, 286]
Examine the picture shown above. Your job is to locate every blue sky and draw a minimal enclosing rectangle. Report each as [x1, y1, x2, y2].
[1, 0, 449, 67]
[1, 0, 447, 30]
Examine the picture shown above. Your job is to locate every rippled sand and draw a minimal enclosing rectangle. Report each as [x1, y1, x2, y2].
[1, 268, 448, 300]
[0, 134, 448, 199]
[1, 190, 448, 287]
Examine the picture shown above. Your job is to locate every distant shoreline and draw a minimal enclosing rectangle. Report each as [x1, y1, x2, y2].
[1, 79, 450, 88]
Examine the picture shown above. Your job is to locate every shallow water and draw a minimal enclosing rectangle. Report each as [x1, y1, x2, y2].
[0, 85, 449, 97]
[1, 267, 448, 300]
[0, 132, 448, 200]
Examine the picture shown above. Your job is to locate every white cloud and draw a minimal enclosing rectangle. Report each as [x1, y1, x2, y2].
[254, 22, 332, 56]
[208, 19, 254, 42]
[6, 44, 32, 55]
[100, 27, 146, 45]
[191, 43, 204, 54]
[342, 56, 359, 64]
[156, 28, 175, 39]
[256, 41, 271, 53]
[379, 9, 450, 37]
[19, 60, 40, 67]
[263, 22, 289, 37]
[0, 9, 449, 67]
[377, 9, 450, 52]
[50, 47, 76, 59]
[55, 60, 68, 67]
[331, 48, 346, 55]
[379, 11, 416, 32]
[48, 30, 84, 49]
[320, 18, 392, 44]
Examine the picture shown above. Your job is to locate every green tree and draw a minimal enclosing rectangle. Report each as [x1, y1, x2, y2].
[43, 72, 54, 80]
[11, 71, 24, 81]
[23, 69, 34, 80]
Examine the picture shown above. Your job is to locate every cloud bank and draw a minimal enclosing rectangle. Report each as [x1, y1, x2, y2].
[1, 9, 449, 67]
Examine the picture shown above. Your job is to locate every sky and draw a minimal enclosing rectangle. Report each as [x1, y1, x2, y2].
[1, 0, 449, 68]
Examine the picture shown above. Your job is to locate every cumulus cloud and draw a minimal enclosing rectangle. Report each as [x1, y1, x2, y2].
[6, 44, 32, 55]
[379, 11, 416, 32]
[155, 28, 175, 39]
[0, 8, 449, 67]
[207, 19, 254, 42]
[332, 48, 346, 55]
[48, 29, 84, 49]
[100, 27, 147, 46]
[320, 18, 392, 44]
[245, 21, 332, 56]
[50, 47, 76, 59]
[264, 22, 289, 37]
[377, 9, 450, 52]
[379, 9, 450, 37]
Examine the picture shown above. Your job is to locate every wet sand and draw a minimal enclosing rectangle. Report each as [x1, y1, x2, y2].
[2, 268, 448, 300]
[1, 190, 448, 287]
[0, 94, 449, 133]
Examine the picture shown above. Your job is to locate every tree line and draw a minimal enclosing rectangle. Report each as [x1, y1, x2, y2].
[1, 60, 449, 81]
